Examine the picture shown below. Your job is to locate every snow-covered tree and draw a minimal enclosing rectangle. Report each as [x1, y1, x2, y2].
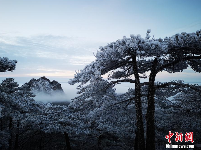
[154, 82, 201, 148]
[0, 78, 43, 149]
[0, 57, 17, 72]
[0, 56, 17, 117]
[69, 30, 201, 150]
[0, 57, 17, 118]
[0, 57, 70, 149]
[67, 79, 143, 149]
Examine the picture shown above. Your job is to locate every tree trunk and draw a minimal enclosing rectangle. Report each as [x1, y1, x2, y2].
[64, 132, 71, 150]
[39, 141, 42, 150]
[134, 129, 139, 150]
[146, 58, 158, 150]
[14, 121, 19, 150]
[132, 55, 145, 150]
[0, 119, 3, 131]
[98, 134, 102, 150]
[8, 117, 13, 150]
[39, 130, 43, 150]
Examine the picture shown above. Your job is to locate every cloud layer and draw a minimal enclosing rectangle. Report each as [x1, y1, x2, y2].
[0, 35, 102, 77]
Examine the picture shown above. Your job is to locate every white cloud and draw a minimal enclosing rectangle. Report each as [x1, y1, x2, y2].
[26, 68, 76, 77]
[26, 72, 74, 77]
[0, 36, 22, 46]
[34, 50, 69, 59]
[36, 68, 64, 72]
[0, 35, 100, 59]
[69, 55, 95, 65]
[0, 34, 100, 78]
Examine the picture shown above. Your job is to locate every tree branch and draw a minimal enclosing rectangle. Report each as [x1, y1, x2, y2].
[108, 97, 135, 107]
[110, 79, 135, 85]
[101, 57, 132, 75]
[155, 82, 201, 95]
[157, 55, 201, 72]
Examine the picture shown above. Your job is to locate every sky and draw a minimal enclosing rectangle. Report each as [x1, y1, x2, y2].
[0, 0, 201, 85]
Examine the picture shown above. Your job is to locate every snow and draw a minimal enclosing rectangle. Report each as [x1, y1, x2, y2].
[147, 29, 151, 33]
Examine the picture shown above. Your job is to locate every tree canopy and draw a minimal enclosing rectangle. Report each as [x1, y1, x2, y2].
[0, 57, 17, 72]
[69, 29, 201, 150]
[69, 29, 201, 85]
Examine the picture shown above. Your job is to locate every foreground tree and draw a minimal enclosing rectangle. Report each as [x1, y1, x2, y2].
[0, 57, 17, 119]
[154, 83, 201, 148]
[69, 29, 201, 150]
[0, 57, 17, 149]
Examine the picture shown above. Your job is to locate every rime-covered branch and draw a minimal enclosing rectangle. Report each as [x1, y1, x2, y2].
[0, 57, 17, 72]
[157, 55, 201, 73]
[155, 81, 201, 95]
[110, 79, 136, 84]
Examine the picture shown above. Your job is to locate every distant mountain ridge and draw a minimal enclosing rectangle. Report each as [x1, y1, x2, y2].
[24, 76, 64, 95]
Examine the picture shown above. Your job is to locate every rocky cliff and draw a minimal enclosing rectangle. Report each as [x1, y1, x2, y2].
[24, 76, 64, 95]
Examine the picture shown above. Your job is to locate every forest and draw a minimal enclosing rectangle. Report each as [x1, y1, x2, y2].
[0, 30, 201, 150]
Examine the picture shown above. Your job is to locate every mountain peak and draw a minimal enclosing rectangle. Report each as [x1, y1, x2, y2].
[24, 76, 64, 95]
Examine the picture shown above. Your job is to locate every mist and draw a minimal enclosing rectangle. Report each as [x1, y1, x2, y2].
[33, 92, 71, 103]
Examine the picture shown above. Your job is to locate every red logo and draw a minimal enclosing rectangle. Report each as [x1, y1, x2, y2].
[165, 131, 174, 143]
[165, 131, 194, 143]
[185, 132, 194, 143]
[175, 132, 183, 142]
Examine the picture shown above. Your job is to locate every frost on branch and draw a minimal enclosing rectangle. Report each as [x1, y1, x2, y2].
[70, 29, 201, 87]
[0, 57, 17, 72]
[0, 78, 40, 116]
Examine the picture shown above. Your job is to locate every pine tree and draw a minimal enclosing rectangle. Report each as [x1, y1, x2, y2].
[69, 29, 201, 150]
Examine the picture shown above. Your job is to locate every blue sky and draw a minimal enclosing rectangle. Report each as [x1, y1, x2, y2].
[0, 0, 201, 82]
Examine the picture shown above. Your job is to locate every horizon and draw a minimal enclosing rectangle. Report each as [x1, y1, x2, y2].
[0, 75, 200, 103]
